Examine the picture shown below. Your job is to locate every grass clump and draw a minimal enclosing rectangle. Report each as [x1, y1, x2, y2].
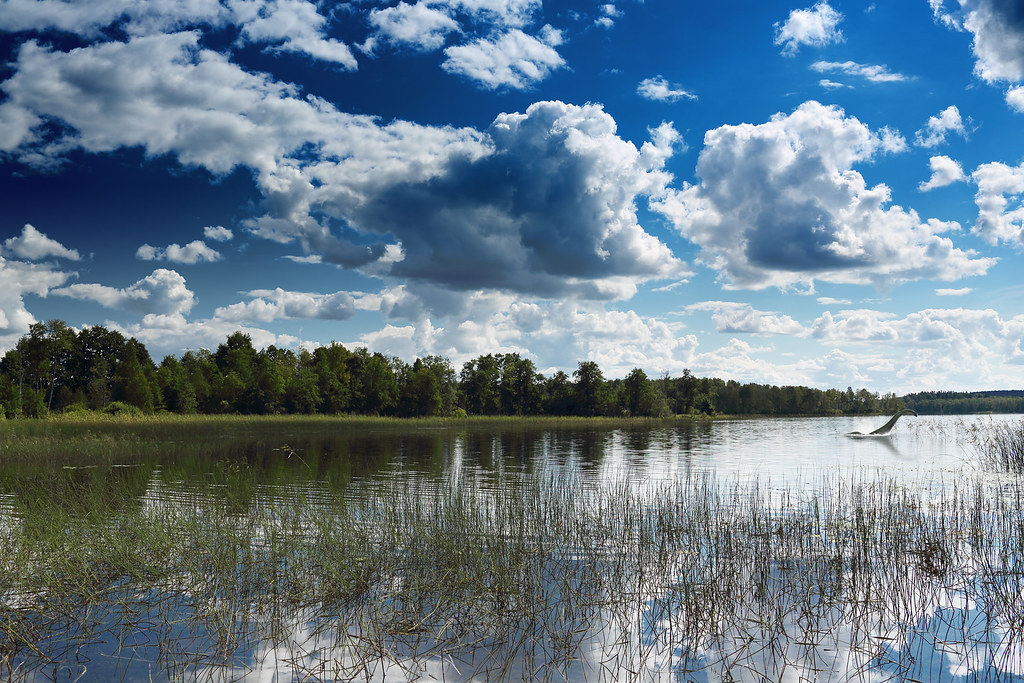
[969, 417, 1024, 473]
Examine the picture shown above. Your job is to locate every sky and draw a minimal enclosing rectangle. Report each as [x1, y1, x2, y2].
[1, 0, 1024, 394]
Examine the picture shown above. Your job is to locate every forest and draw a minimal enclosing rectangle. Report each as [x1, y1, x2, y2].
[0, 320, 909, 419]
[902, 390, 1024, 415]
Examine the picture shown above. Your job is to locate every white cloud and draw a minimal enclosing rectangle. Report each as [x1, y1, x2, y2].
[228, 0, 357, 68]
[0, 31, 683, 302]
[336, 101, 690, 301]
[441, 27, 564, 89]
[111, 312, 298, 357]
[811, 307, 1016, 348]
[652, 101, 993, 290]
[971, 160, 1024, 244]
[936, 287, 971, 296]
[0, 0, 355, 67]
[919, 155, 967, 191]
[365, 2, 460, 52]
[595, 3, 622, 28]
[0, 0, 229, 38]
[214, 288, 357, 322]
[932, 0, 1024, 84]
[818, 79, 848, 90]
[1, 32, 488, 268]
[914, 105, 969, 147]
[0, 257, 73, 339]
[358, 296, 700, 378]
[448, 0, 540, 27]
[203, 225, 233, 242]
[1007, 85, 1024, 113]
[774, 2, 844, 55]
[136, 240, 222, 264]
[4, 224, 80, 261]
[811, 60, 908, 83]
[686, 301, 806, 335]
[52, 268, 195, 316]
[637, 76, 697, 102]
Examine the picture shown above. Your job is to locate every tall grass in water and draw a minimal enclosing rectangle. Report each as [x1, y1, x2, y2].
[968, 417, 1024, 474]
[2, 459, 1024, 681]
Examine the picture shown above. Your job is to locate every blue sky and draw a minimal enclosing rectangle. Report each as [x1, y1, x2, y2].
[2, 0, 1024, 393]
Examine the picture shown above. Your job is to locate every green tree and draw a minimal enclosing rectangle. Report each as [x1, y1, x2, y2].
[311, 343, 352, 414]
[460, 354, 501, 414]
[112, 340, 155, 413]
[572, 361, 611, 416]
[621, 368, 666, 417]
[499, 353, 540, 415]
[399, 358, 442, 417]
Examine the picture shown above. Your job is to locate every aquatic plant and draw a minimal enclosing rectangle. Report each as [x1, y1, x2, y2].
[0, 452, 1021, 680]
[969, 417, 1024, 474]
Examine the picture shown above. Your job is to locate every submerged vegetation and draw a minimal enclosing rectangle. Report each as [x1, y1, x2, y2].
[0, 418, 1024, 679]
[0, 319, 907, 420]
[2, 449, 1024, 679]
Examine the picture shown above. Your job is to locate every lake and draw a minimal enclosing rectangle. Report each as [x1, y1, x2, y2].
[2, 414, 1024, 681]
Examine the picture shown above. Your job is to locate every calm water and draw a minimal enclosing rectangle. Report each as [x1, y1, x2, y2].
[6, 414, 1024, 682]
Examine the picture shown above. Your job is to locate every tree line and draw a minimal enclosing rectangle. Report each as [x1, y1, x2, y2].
[0, 320, 906, 419]
[902, 390, 1024, 415]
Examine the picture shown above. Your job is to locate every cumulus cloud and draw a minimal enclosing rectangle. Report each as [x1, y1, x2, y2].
[914, 105, 969, 147]
[136, 240, 222, 264]
[365, 2, 460, 52]
[348, 101, 690, 301]
[0, 0, 355, 67]
[774, 2, 844, 55]
[971, 160, 1024, 244]
[456, 0, 541, 26]
[4, 224, 80, 261]
[0, 32, 487, 267]
[52, 268, 195, 316]
[637, 76, 698, 102]
[809, 308, 1024, 389]
[0, 0, 229, 38]
[936, 287, 972, 295]
[919, 155, 967, 191]
[595, 4, 622, 28]
[0, 33, 682, 302]
[1007, 85, 1024, 112]
[203, 226, 233, 242]
[214, 288, 357, 322]
[0, 258, 73, 338]
[932, 0, 1024, 84]
[111, 312, 298, 357]
[441, 26, 565, 89]
[227, 0, 357, 68]
[686, 301, 806, 335]
[652, 101, 993, 290]
[810, 60, 908, 83]
[358, 295, 699, 378]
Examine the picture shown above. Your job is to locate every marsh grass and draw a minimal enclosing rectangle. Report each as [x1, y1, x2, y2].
[967, 417, 1024, 474]
[1, 447, 1023, 681]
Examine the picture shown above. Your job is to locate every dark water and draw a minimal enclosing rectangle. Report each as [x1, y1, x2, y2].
[4, 415, 1024, 681]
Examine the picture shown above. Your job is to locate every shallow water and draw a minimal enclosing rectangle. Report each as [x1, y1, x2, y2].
[5, 414, 1024, 682]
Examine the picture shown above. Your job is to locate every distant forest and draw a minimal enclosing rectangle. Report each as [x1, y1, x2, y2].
[0, 320, 914, 419]
[902, 390, 1024, 415]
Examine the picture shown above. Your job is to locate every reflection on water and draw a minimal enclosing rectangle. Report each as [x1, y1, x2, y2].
[2, 415, 1024, 681]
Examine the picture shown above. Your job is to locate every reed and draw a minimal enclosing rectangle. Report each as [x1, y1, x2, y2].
[0, 461, 1021, 680]
[968, 417, 1024, 473]
[1, 419, 1023, 680]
